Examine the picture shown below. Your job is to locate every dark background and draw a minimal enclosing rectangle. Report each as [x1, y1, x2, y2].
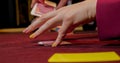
[0, 0, 31, 28]
[0, 0, 96, 31]
[0, 0, 16, 28]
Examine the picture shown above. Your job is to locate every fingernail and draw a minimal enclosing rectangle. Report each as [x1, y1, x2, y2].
[52, 43, 57, 47]
[29, 34, 35, 39]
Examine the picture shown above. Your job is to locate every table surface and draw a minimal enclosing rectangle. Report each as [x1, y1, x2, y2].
[0, 31, 120, 63]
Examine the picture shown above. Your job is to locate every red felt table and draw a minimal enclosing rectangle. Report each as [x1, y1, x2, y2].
[0, 31, 120, 63]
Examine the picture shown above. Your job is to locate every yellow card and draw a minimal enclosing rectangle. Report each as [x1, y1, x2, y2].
[48, 51, 120, 62]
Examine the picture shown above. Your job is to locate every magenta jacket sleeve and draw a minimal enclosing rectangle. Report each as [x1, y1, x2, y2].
[96, 0, 120, 40]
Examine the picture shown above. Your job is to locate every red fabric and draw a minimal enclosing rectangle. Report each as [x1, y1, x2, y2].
[0, 32, 120, 63]
[97, 0, 120, 40]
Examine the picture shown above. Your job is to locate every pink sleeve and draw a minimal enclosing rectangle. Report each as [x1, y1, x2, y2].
[96, 0, 120, 40]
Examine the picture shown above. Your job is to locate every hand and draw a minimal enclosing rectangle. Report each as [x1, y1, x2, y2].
[23, 0, 97, 47]
[31, 0, 45, 8]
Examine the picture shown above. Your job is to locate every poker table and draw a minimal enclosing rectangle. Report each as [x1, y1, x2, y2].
[0, 31, 120, 63]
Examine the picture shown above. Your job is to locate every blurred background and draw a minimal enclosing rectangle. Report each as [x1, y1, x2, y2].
[0, 0, 96, 32]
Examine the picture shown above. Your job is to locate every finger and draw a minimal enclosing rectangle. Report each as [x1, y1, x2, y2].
[23, 17, 45, 33]
[29, 16, 60, 39]
[23, 17, 39, 33]
[23, 11, 56, 33]
[52, 20, 72, 47]
[56, 0, 68, 9]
